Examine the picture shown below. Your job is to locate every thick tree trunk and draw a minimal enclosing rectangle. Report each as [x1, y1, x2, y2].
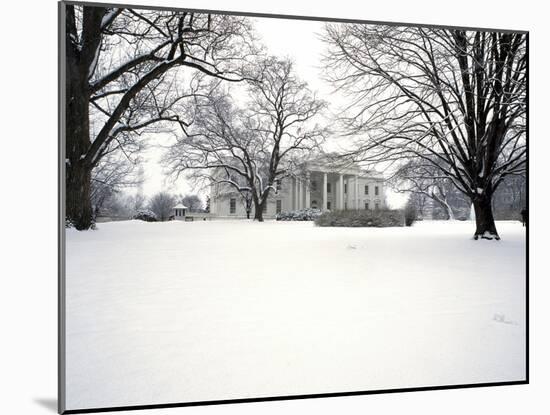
[252, 189, 271, 222]
[65, 59, 94, 229]
[245, 198, 252, 219]
[253, 205, 264, 222]
[66, 163, 94, 230]
[64, 6, 102, 230]
[472, 193, 500, 240]
[253, 196, 265, 222]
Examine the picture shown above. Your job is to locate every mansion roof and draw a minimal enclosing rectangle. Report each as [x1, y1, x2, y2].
[304, 153, 384, 180]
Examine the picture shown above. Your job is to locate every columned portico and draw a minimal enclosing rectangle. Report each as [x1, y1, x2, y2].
[286, 162, 385, 214]
[210, 157, 385, 217]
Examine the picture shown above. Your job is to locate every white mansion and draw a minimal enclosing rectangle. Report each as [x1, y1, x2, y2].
[209, 157, 387, 219]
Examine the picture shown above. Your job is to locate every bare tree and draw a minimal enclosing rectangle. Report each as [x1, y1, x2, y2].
[64, 4, 255, 229]
[165, 57, 327, 221]
[90, 152, 143, 218]
[239, 190, 254, 219]
[128, 165, 147, 214]
[149, 192, 176, 221]
[493, 173, 526, 219]
[406, 191, 429, 220]
[392, 160, 470, 220]
[213, 178, 254, 219]
[126, 192, 148, 216]
[323, 25, 526, 239]
[179, 194, 203, 212]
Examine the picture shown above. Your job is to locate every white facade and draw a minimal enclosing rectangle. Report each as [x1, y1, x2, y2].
[210, 159, 387, 219]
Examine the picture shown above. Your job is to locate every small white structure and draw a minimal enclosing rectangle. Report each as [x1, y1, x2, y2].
[173, 204, 188, 220]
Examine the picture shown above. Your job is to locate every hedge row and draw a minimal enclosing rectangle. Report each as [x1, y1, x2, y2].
[276, 208, 323, 221]
[314, 209, 406, 227]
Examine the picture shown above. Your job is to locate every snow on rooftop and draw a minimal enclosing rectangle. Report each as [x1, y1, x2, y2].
[173, 204, 188, 209]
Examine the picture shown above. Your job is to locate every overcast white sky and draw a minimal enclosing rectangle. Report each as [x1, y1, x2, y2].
[138, 15, 407, 208]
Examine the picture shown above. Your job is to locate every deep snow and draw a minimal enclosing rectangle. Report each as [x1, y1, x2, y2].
[65, 220, 526, 410]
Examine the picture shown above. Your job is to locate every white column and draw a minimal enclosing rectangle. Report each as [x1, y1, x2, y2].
[294, 177, 300, 210]
[323, 172, 328, 210]
[339, 174, 344, 210]
[334, 177, 339, 209]
[297, 179, 302, 210]
[344, 179, 348, 209]
[305, 172, 311, 209]
[355, 175, 359, 209]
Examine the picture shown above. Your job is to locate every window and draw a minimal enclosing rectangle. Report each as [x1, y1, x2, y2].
[229, 198, 236, 214]
[344, 183, 347, 194]
[375, 186, 379, 196]
[311, 180, 317, 191]
[344, 202, 348, 210]
[276, 199, 282, 214]
[365, 202, 369, 210]
[364, 185, 369, 195]
[327, 201, 331, 210]
[263, 203, 267, 213]
[311, 200, 318, 209]
[327, 182, 332, 193]
[375, 201, 380, 210]
[275, 179, 282, 192]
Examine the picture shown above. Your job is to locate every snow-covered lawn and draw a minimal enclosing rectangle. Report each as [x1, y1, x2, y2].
[65, 220, 526, 410]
